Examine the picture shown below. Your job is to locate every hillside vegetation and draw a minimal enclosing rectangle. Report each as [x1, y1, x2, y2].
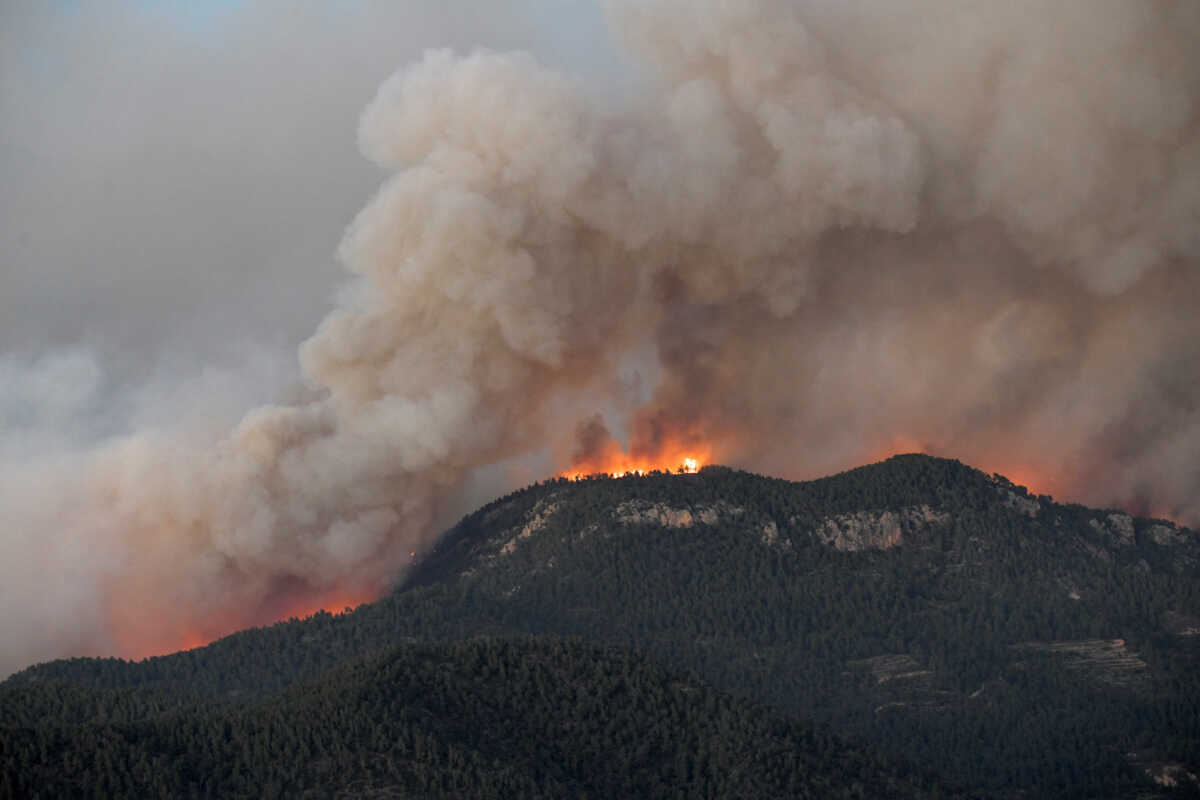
[5, 455, 1199, 798]
[2, 637, 957, 799]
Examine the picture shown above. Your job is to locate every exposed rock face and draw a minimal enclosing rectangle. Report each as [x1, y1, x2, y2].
[809, 506, 948, 552]
[1089, 513, 1135, 547]
[486, 470, 1195, 578]
[610, 500, 948, 554]
[999, 489, 1041, 518]
[615, 502, 693, 527]
[499, 496, 561, 555]
[613, 500, 743, 529]
[1127, 752, 1200, 790]
[1139, 523, 1200, 574]
[1148, 523, 1189, 546]
[1145, 763, 1200, 789]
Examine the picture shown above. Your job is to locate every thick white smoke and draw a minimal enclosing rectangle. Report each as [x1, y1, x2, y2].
[1, 0, 1197, 676]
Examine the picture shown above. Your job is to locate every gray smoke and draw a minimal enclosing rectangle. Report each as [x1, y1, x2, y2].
[1, 0, 1197, 676]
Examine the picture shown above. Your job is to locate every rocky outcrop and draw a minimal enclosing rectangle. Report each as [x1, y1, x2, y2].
[613, 500, 743, 529]
[999, 488, 1041, 518]
[499, 497, 561, 555]
[614, 502, 694, 527]
[1089, 513, 1135, 547]
[808, 506, 948, 552]
[1147, 523, 1189, 546]
[1145, 762, 1200, 789]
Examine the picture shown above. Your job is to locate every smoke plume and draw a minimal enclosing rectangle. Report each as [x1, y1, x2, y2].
[2, 0, 1198, 676]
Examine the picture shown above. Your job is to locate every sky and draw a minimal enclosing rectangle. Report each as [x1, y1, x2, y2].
[1, 0, 1197, 676]
[0, 0, 635, 674]
[1, 0, 627, 397]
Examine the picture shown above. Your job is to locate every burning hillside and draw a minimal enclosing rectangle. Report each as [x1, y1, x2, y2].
[1, 0, 1198, 675]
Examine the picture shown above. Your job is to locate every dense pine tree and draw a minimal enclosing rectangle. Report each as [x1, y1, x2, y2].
[4, 455, 1198, 797]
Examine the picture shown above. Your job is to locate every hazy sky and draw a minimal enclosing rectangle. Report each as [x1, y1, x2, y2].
[1, 0, 1196, 677]
[1, 0, 628, 421]
[0, 0, 636, 674]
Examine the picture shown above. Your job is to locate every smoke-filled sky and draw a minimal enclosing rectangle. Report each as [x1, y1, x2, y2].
[2, 0, 1198, 677]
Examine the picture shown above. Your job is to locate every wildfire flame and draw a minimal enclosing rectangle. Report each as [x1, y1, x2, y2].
[865, 435, 1061, 500]
[107, 585, 376, 660]
[98, 435, 1116, 663]
[561, 446, 708, 480]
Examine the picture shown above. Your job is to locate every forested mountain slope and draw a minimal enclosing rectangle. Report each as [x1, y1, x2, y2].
[6, 454, 1199, 797]
[3, 637, 960, 799]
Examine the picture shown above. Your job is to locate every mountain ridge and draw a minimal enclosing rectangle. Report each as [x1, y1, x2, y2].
[5, 454, 1199, 798]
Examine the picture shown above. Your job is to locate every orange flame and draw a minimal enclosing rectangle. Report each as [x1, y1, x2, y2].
[101, 435, 1124, 664]
[106, 583, 378, 661]
[863, 435, 1060, 500]
[988, 463, 1059, 499]
[561, 439, 710, 480]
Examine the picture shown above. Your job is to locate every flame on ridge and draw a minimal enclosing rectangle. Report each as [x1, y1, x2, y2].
[560, 442, 710, 481]
[104, 435, 1146, 663]
[864, 435, 1060, 501]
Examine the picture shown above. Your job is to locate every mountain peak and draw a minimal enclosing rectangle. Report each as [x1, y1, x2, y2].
[6, 455, 1198, 797]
